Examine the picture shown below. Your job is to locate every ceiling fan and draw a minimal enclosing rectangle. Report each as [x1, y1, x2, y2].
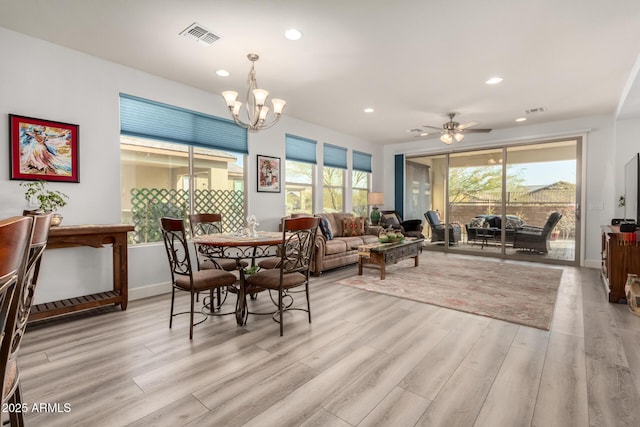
[409, 113, 492, 144]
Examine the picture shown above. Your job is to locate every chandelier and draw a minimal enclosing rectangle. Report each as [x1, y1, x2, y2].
[221, 53, 286, 132]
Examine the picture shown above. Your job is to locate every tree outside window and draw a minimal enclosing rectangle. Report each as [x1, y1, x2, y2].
[323, 166, 344, 212]
[285, 160, 314, 216]
[352, 170, 370, 217]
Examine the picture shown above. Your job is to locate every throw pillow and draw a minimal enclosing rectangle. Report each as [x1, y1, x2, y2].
[318, 216, 333, 240]
[506, 217, 522, 229]
[469, 217, 485, 228]
[343, 217, 365, 237]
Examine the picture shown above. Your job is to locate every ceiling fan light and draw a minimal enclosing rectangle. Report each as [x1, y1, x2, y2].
[454, 132, 464, 142]
[440, 133, 453, 144]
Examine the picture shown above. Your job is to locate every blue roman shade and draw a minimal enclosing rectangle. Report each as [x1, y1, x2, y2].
[323, 144, 348, 169]
[119, 93, 248, 154]
[285, 134, 317, 164]
[352, 150, 372, 173]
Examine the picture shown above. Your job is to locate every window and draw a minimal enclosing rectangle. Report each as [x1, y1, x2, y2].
[285, 134, 317, 216]
[119, 94, 247, 245]
[120, 138, 245, 244]
[285, 161, 314, 215]
[323, 144, 347, 213]
[352, 170, 369, 217]
[352, 150, 372, 217]
[323, 167, 344, 212]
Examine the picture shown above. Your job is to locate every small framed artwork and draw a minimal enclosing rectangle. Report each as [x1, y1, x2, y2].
[257, 155, 281, 193]
[9, 114, 79, 182]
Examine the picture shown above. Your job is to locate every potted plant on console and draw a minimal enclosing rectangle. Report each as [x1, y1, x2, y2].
[20, 180, 69, 226]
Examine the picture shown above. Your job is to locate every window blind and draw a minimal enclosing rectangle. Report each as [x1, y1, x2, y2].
[352, 150, 372, 173]
[119, 93, 248, 154]
[285, 134, 317, 164]
[323, 143, 347, 169]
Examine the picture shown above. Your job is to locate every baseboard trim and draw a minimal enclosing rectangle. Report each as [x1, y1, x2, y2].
[583, 259, 601, 269]
[129, 281, 171, 301]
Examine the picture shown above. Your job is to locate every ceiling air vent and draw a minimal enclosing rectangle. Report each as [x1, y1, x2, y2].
[179, 22, 220, 46]
[525, 107, 546, 114]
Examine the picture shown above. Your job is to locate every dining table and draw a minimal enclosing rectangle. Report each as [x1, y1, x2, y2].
[192, 231, 283, 326]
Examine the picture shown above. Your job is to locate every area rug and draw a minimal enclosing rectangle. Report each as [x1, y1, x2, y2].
[337, 253, 563, 330]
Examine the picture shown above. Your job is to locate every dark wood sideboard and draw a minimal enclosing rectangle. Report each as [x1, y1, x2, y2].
[30, 224, 135, 321]
[601, 225, 640, 303]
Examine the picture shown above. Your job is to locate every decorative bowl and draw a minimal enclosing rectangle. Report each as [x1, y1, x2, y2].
[50, 214, 63, 227]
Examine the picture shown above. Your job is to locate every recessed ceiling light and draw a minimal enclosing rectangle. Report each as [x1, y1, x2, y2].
[485, 77, 503, 85]
[284, 28, 303, 41]
[515, 117, 527, 122]
[216, 69, 230, 77]
[364, 108, 374, 113]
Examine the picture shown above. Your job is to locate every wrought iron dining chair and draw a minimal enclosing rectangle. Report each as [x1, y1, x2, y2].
[246, 216, 319, 336]
[0, 215, 35, 427]
[2, 213, 52, 426]
[189, 213, 248, 309]
[255, 213, 313, 271]
[160, 217, 238, 339]
[189, 213, 248, 272]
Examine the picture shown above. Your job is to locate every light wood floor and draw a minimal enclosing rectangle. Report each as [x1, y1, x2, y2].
[17, 253, 640, 426]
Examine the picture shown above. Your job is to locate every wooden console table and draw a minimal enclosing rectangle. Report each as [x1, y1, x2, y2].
[601, 225, 640, 303]
[30, 224, 135, 321]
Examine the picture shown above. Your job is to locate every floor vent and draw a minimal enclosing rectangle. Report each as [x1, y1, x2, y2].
[179, 22, 220, 46]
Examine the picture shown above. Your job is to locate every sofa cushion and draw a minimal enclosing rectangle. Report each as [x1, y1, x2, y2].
[343, 216, 365, 236]
[324, 238, 348, 255]
[340, 236, 367, 249]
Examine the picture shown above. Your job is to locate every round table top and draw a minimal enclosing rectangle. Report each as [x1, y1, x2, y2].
[193, 231, 282, 247]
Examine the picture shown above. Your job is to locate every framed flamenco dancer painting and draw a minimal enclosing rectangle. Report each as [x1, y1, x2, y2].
[9, 114, 79, 182]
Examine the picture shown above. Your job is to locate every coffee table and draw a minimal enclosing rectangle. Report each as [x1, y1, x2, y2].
[355, 238, 424, 280]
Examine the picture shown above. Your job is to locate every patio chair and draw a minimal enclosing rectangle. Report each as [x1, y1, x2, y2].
[513, 212, 563, 254]
[424, 210, 461, 244]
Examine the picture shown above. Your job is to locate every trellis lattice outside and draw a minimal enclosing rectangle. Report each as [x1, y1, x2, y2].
[129, 188, 245, 244]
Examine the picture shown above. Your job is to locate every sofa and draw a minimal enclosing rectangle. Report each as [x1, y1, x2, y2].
[311, 212, 380, 275]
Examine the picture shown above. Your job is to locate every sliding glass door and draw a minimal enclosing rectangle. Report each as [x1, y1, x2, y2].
[407, 138, 581, 265]
[504, 141, 579, 263]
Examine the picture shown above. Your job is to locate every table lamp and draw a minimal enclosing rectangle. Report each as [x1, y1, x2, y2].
[368, 192, 384, 225]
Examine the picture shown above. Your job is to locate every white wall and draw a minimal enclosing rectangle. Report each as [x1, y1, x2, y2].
[383, 115, 618, 267]
[0, 28, 380, 302]
[614, 117, 640, 218]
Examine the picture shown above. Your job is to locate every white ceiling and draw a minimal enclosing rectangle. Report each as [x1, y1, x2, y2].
[1, 0, 640, 145]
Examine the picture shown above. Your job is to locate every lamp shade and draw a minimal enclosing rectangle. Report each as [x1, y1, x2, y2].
[368, 192, 384, 205]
